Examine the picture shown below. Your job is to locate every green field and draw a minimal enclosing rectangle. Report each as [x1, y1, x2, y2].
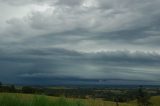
[0, 93, 160, 106]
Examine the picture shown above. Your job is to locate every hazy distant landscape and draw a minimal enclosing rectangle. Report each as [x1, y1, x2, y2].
[1, 82, 160, 106]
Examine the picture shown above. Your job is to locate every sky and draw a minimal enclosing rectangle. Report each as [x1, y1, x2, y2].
[0, 0, 160, 85]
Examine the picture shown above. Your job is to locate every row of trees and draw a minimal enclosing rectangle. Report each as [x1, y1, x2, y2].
[0, 82, 43, 94]
[0, 82, 16, 92]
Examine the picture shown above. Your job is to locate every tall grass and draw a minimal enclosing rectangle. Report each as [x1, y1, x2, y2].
[0, 93, 159, 106]
[0, 94, 86, 106]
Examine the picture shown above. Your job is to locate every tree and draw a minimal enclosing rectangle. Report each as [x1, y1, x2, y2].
[114, 97, 119, 106]
[10, 85, 16, 92]
[0, 81, 2, 88]
[136, 86, 152, 106]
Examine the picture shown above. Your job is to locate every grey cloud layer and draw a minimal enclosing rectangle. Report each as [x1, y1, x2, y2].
[0, 48, 160, 84]
[1, 0, 160, 47]
[0, 0, 160, 84]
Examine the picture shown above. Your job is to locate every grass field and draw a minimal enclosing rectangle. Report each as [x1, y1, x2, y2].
[0, 93, 160, 106]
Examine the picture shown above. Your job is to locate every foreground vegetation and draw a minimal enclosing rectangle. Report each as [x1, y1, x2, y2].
[0, 93, 86, 106]
[0, 93, 160, 106]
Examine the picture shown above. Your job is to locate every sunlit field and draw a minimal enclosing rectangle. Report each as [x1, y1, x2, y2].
[0, 93, 160, 106]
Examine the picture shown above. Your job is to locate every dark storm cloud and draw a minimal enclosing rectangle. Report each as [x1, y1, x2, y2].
[0, 48, 160, 84]
[0, 0, 160, 84]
